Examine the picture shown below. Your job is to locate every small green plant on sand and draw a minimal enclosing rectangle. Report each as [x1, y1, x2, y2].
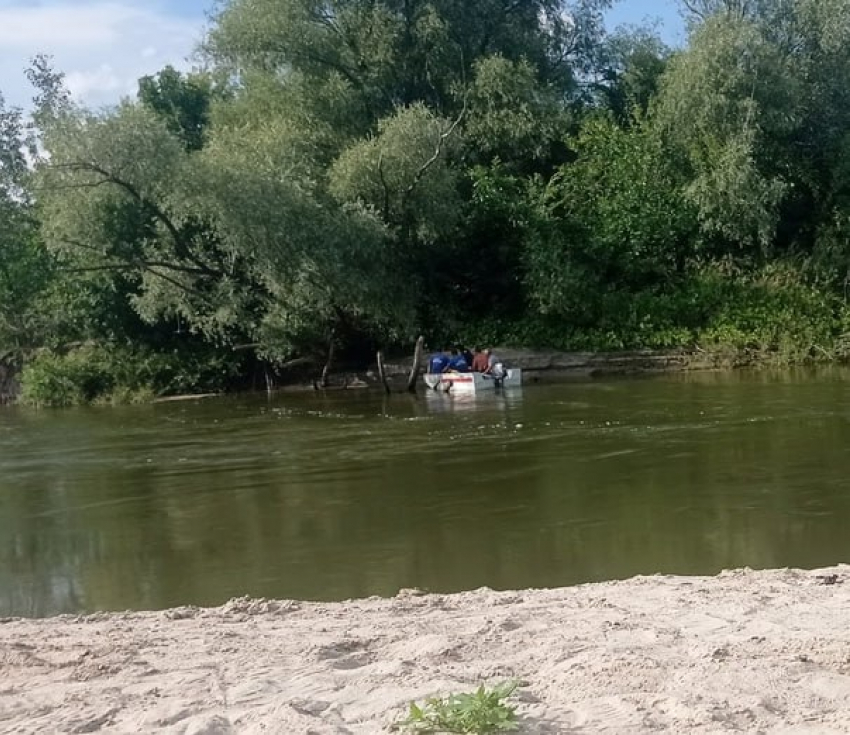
[395, 681, 519, 733]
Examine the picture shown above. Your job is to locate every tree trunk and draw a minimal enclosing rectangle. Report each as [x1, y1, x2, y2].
[407, 335, 425, 393]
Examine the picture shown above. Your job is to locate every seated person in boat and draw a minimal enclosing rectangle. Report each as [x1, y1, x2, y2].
[446, 348, 470, 372]
[471, 346, 489, 373]
[458, 345, 474, 369]
[485, 348, 507, 379]
[428, 348, 450, 374]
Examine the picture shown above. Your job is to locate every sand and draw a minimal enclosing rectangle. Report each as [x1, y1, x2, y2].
[2, 566, 850, 734]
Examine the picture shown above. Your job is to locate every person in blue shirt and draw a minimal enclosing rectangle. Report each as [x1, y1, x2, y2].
[447, 348, 469, 372]
[428, 348, 450, 374]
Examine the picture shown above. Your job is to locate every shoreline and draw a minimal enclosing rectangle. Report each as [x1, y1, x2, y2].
[3, 566, 850, 733]
[2, 346, 840, 404]
[286, 346, 821, 393]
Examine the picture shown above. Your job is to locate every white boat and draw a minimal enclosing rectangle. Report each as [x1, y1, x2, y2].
[422, 369, 522, 392]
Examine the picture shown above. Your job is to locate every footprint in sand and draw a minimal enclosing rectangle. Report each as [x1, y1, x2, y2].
[314, 640, 376, 670]
[571, 696, 643, 732]
[182, 714, 234, 735]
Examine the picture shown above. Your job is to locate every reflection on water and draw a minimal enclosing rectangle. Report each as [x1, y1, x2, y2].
[3, 368, 850, 617]
[422, 388, 524, 414]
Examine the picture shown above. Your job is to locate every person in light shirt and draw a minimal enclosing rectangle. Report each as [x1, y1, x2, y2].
[485, 348, 507, 379]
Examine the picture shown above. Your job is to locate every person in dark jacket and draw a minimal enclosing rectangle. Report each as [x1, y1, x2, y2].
[458, 345, 474, 369]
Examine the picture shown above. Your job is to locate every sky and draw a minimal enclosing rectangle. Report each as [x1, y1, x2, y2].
[0, 0, 686, 111]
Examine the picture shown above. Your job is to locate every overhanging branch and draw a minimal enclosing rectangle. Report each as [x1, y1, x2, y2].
[46, 161, 224, 279]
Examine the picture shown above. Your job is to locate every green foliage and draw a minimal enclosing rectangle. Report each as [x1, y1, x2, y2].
[464, 55, 566, 166]
[523, 115, 697, 321]
[465, 260, 849, 361]
[138, 66, 216, 151]
[0, 211, 55, 353]
[0, 91, 59, 356]
[657, 1, 850, 258]
[34, 102, 257, 349]
[0, 91, 35, 195]
[21, 349, 113, 407]
[206, 0, 613, 121]
[396, 682, 519, 734]
[329, 103, 461, 241]
[25, 53, 72, 128]
[8, 0, 850, 402]
[600, 29, 670, 122]
[654, 15, 793, 250]
[20, 343, 243, 407]
[694, 263, 845, 360]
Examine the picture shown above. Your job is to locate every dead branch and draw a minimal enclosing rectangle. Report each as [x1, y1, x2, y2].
[400, 96, 467, 210]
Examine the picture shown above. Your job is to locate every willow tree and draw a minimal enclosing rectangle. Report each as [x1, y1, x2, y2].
[31, 57, 418, 369]
[654, 14, 794, 253]
[30, 0, 679, 373]
[206, 0, 612, 118]
[202, 0, 620, 330]
[658, 0, 850, 272]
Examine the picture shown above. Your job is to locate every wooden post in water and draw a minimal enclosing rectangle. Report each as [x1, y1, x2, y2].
[407, 335, 424, 393]
[319, 329, 336, 389]
[376, 351, 391, 394]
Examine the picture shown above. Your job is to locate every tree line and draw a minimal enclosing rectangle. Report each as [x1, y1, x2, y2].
[3, 0, 850, 405]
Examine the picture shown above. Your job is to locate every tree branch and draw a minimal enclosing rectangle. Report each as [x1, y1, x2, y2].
[46, 161, 224, 279]
[400, 96, 467, 210]
[55, 237, 214, 277]
[54, 237, 212, 300]
[141, 265, 210, 299]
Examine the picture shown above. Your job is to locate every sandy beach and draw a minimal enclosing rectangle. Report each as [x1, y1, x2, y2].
[3, 565, 850, 733]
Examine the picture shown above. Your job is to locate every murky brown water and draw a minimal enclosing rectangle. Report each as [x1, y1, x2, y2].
[3, 368, 850, 617]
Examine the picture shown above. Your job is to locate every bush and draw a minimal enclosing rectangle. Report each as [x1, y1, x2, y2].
[19, 343, 243, 407]
[457, 261, 850, 361]
[20, 348, 111, 407]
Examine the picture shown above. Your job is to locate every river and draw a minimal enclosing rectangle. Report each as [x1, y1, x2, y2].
[2, 368, 850, 617]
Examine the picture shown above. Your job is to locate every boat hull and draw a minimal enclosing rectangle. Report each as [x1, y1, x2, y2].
[423, 369, 522, 392]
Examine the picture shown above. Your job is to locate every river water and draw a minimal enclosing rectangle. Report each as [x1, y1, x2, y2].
[2, 369, 850, 617]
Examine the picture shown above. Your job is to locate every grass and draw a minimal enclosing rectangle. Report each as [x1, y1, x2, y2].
[395, 681, 520, 733]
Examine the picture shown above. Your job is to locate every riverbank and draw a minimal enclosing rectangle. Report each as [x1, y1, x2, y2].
[3, 566, 850, 733]
[312, 345, 771, 393]
[3, 343, 835, 404]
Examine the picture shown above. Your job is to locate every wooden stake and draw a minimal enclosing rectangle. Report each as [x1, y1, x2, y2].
[320, 329, 336, 388]
[376, 351, 391, 394]
[407, 335, 424, 393]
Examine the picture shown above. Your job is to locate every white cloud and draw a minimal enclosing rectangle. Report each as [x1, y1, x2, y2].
[0, 1, 204, 111]
[65, 64, 122, 100]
